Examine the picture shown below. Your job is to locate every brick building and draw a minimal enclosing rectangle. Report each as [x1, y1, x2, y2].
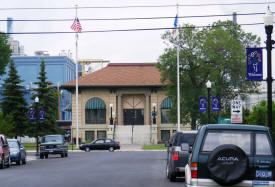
[63, 63, 190, 144]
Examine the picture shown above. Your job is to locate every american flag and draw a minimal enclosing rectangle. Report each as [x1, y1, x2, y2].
[71, 17, 82, 33]
[173, 14, 178, 35]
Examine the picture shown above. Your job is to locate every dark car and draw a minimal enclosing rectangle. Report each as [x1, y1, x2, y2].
[165, 130, 197, 181]
[80, 138, 120, 152]
[185, 124, 275, 187]
[0, 134, 10, 169]
[40, 134, 68, 159]
[7, 139, 26, 165]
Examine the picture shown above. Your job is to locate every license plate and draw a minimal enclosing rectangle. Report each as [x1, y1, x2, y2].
[49, 149, 53, 153]
[256, 170, 272, 179]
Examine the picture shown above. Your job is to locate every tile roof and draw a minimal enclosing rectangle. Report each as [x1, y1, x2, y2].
[64, 63, 166, 87]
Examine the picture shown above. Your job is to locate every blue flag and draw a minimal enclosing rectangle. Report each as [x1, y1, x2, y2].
[174, 14, 178, 34]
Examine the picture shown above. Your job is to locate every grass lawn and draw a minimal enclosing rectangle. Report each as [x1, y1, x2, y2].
[142, 144, 166, 150]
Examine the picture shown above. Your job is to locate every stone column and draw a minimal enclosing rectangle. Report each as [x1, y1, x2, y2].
[145, 93, 150, 125]
[118, 94, 122, 125]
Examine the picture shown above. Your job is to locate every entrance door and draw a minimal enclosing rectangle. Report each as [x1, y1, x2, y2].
[124, 109, 144, 125]
[122, 95, 145, 125]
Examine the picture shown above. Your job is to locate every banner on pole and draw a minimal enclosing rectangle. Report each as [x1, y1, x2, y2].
[199, 97, 207, 112]
[212, 96, 219, 112]
[246, 48, 263, 81]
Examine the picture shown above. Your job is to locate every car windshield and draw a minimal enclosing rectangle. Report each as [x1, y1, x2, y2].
[42, 136, 63, 143]
[201, 130, 251, 154]
[8, 141, 18, 148]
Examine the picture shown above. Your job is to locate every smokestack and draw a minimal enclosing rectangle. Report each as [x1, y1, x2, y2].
[233, 12, 237, 24]
[7, 17, 13, 38]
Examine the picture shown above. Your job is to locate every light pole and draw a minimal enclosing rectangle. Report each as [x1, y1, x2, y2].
[206, 80, 211, 124]
[264, 7, 274, 130]
[152, 103, 156, 124]
[35, 96, 39, 156]
[110, 104, 113, 125]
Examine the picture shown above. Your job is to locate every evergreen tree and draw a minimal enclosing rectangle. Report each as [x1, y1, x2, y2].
[0, 33, 11, 76]
[30, 59, 59, 136]
[1, 60, 28, 137]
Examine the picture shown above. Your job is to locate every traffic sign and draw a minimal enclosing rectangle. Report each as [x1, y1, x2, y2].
[231, 100, 243, 123]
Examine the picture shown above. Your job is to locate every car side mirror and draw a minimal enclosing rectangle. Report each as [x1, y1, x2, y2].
[181, 143, 190, 152]
[165, 141, 171, 147]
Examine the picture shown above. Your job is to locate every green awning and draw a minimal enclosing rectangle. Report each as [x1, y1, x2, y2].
[85, 97, 106, 109]
[161, 97, 172, 109]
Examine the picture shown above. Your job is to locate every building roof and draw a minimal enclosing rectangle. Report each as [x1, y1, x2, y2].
[63, 63, 166, 88]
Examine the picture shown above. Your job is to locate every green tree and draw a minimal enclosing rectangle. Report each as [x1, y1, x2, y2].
[1, 60, 29, 137]
[0, 33, 11, 76]
[0, 113, 15, 137]
[29, 59, 60, 136]
[245, 100, 275, 137]
[157, 21, 260, 129]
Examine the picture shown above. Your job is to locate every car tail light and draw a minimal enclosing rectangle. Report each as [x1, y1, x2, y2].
[172, 152, 179, 160]
[191, 163, 198, 178]
[116, 142, 120, 146]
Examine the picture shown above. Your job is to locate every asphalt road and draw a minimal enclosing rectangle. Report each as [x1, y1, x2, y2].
[0, 151, 185, 187]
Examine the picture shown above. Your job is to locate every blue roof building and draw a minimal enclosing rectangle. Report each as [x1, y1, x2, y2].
[0, 55, 76, 120]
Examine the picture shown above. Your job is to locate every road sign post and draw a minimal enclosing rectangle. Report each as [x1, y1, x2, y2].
[231, 100, 243, 124]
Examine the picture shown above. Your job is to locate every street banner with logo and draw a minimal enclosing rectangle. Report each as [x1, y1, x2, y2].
[246, 48, 263, 81]
[212, 96, 219, 112]
[199, 97, 207, 112]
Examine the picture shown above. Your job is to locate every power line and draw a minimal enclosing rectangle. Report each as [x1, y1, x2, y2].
[2, 22, 263, 35]
[0, 12, 267, 22]
[0, 2, 274, 10]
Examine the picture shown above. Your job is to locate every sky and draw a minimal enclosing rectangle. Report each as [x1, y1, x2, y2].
[0, 0, 274, 72]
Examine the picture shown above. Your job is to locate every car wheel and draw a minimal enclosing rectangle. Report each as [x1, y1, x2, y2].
[16, 154, 22, 165]
[166, 161, 176, 182]
[45, 154, 48, 159]
[109, 147, 114, 152]
[61, 153, 64, 158]
[65, 153, 68, 157]
[85, 147, 90, 152]
[40, 154, 44, 159]
[6, 156, 10, 168]
[0, 156, 5, 169]
[207, 144, 248, 186]
[22, 157, 26, 164]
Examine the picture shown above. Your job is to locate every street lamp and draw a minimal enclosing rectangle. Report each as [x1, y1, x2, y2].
[206, 80, 211, 124]
[152, 103, 156, 124]
[264, 7, 274, 130]
[35, 96, 39, 156]
[110, 104, 113, 125]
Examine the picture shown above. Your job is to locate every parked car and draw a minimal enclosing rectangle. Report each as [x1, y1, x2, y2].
[7, 139, 26, 165]
[40, 134, 68, 159]
[185, 124, 275, 187]
[80, 138, 120, 152]
[0, 134, 10, 169]
[165, 130, 197, 181]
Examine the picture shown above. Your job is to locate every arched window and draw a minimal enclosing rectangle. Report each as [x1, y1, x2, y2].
[85, 97, 106, 124]
[161, 97, 172, 124]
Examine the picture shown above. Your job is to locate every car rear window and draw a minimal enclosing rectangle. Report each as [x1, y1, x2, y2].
[178, 133, 197, 146]
[201, 130, 251, 154]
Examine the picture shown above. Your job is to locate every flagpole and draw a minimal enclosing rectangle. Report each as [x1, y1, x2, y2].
[75, 4, 79, 148]
[176, 4, 180, 131]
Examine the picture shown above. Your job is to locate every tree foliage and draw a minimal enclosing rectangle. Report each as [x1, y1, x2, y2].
[245, 100, 275, 137]
[0, 33, 11, 76]
[0, 112, 15, 138]
[1, 60, 29, 137]
[157, 21, 260, 129]
[28, 59, 60, 136]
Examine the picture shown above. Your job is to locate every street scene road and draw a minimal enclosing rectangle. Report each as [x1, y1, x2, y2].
[0, 151, 185, 187]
